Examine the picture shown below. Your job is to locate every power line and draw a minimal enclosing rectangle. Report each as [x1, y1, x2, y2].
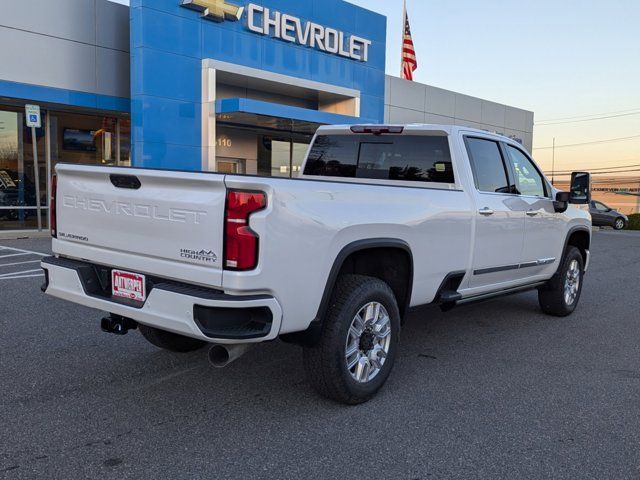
[550, 162, 640, 174]
[536, 111, 640, 126]
[533, 134, 640, 150]
[536, 107, 640, 123]
[549, 173, 640, 180]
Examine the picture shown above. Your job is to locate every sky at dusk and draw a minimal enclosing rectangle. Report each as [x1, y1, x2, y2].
[111, 0, 640, 176]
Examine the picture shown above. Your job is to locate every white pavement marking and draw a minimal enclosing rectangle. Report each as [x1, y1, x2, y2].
[0, 252, 39, 259]
[0, 260, 42, 268]
[0, 273, 44, 281]
[0, 268, 42, 278]
[0, 246, 49, 256]
[0, 246, 48, 281]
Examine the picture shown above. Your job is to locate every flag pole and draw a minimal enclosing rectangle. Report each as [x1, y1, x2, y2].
[400, 0, 407, 78]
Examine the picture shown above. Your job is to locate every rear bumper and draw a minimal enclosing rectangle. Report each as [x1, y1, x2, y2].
[41, 256, 282, 344]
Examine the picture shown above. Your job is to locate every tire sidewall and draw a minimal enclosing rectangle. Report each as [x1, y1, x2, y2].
[330, 279, 401, 399]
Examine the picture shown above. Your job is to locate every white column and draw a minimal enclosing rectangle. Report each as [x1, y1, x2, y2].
[201, 64, 217, 172]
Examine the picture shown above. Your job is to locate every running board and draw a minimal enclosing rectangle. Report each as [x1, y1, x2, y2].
[455, 281, 547, 307]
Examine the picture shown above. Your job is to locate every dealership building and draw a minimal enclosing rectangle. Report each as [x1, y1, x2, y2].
[0, 0, 533, 234]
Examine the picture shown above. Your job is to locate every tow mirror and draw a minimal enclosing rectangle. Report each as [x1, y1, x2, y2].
[569, 172, 591, 204]
[554, 191, 570, 213]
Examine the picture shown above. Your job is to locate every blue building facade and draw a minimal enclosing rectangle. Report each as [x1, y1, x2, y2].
[130, 0, 387, 171]
[0, 0, 536, 234]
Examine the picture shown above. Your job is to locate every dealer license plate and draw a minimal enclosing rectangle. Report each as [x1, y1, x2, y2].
[111, 269, 146, 302]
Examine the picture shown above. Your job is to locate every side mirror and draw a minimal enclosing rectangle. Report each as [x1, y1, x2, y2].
[553, 191, 570, 213]
[569, 172, 591, 204]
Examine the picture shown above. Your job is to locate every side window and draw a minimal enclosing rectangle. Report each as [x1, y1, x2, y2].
[465, 137, 510, 193]
[594, 202, 608, 212]
[505, 146, 546, 197]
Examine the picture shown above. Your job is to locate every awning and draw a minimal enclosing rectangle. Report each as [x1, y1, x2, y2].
[215, 98, 366, 134]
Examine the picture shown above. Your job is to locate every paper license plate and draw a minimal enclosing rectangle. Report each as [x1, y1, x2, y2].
[111, 269, 146, 302]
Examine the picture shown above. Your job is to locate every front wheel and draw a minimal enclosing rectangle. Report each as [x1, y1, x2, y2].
[538, 246, 584, 317]
[303, 274, 400, 405]
[614, 217, 626, 230]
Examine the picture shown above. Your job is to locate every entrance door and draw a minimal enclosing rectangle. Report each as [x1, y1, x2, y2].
[464, 136, 527, 290]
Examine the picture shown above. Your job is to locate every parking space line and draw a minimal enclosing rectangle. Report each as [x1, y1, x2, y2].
[0, 273, 44, 281]
[0, 246, 49, 256]
[0, 252, 37, 259]
[0, 260, 42, 268]
[0, 269, 42, 278]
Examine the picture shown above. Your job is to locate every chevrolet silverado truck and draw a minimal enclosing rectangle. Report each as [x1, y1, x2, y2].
[41, 125, 592, 404]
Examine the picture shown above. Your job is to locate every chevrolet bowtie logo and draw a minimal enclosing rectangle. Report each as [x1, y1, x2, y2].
[180, 0, 244, 22]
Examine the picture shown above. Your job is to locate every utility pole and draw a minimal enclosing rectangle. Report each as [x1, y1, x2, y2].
[551, 137, 556, 186]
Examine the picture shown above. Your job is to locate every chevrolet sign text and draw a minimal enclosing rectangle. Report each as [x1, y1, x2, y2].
[247, 4, 372, 62]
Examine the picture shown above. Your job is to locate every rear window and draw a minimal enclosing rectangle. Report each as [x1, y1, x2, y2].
[304, 135, 454, 184]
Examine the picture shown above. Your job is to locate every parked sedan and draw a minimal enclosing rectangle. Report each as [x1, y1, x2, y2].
[589, 200, 628, 230]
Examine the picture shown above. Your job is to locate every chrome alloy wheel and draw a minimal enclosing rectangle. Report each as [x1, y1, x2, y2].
[615, 219, 625, 230]
[564, 259, 581, 306]
[345, 302, 392, 383]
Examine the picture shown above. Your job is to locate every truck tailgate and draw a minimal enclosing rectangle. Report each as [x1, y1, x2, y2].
[53, 164, 226, 287]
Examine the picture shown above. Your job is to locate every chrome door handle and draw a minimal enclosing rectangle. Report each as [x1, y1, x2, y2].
[526, 210, 539, 217]
[479, 207, 494, 216]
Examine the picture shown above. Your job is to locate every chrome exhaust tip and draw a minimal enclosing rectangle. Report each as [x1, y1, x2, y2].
[208, 344, 251, 368]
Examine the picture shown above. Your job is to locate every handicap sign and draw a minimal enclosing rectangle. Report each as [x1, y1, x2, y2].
[25, 104, 41, 128]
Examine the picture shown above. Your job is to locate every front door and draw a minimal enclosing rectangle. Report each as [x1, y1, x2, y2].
[464, 136, 527, 290]
[503, 144, 563, 278]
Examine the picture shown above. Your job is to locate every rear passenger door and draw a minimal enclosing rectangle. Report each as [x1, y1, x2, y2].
[464, 137, 527, 289]
[503, 144, 563, 278]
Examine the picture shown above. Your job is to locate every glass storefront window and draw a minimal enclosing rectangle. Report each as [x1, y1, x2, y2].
[292, 142, 308, 177]
[271, 140, 291, 177]
[50, 112, 118, 170]
[119, 118, 131, 166]
[0, 104, 130, 232]
[256, 134, 312, 179]
[0, 107, 48, 230]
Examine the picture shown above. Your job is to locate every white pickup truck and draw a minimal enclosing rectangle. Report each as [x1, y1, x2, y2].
[42, 124, 592, 404]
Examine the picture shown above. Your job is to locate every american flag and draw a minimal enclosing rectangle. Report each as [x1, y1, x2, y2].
[401, 2, 418, 81]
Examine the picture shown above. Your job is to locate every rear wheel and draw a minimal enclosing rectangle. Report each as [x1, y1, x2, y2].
[538, 246, 584, 317]
[614, 217, 626, 230]
[303, 274, 400, 405]
[139, 324, 207, 353]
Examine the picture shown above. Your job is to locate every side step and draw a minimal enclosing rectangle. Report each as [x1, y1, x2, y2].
[434, 271, 466, 312]
[456, 282, 546, 306]
[439, 281, 548, 312]
[438, 290, 462, 312]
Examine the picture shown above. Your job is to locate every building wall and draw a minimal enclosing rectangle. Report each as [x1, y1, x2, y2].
[131, 0, 387, 171]
[384, 76, 534, 151]
[0, 0, 130, 111]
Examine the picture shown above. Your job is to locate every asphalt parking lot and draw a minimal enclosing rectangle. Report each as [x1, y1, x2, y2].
[1, 231, 639, 479]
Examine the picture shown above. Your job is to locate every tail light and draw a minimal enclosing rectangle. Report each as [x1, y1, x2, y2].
[50, 174, 57, 238]
[224, 190, 266, 271]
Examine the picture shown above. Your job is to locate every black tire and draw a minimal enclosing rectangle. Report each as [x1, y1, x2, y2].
[538, 246, 584, 317]
[614, 217, 626, 230]
[303, 274, 401, 405]
[139, 324, 207, 353]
